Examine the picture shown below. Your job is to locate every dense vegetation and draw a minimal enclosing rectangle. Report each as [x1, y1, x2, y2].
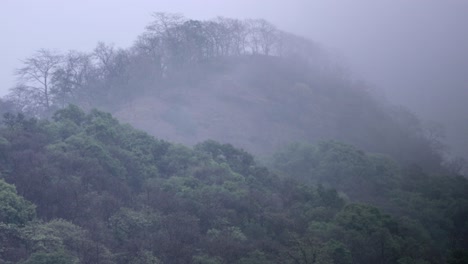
[0, 106, 466, 263]
[0, 13, 466, 264]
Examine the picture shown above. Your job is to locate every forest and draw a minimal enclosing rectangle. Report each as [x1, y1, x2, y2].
[0, 13, 467, 264]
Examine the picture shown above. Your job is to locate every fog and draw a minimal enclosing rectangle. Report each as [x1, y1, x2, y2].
[1, 0, 467, 158]
[1, 2, 468, 261]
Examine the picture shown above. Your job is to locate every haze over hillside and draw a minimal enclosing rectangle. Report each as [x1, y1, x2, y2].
[0, 4, 467, 263]
[2, 0, 467, 163]
[1, 12, 451, 173]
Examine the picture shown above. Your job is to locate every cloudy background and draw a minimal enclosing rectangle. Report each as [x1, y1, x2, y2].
[1, 0, 467, 158]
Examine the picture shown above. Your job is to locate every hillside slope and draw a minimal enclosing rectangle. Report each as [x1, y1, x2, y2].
[4, 14, 447, 170]
[115, 55, 442, 170]
[0, 106, 466, 263]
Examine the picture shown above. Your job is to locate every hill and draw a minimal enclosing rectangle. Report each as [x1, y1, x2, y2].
[114, 54, 442, 170]
[2, 13, 447, 171]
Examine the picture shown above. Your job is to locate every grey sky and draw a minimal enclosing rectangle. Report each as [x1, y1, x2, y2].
[0, 0, 297, 94]
[1, 0, 468, 156]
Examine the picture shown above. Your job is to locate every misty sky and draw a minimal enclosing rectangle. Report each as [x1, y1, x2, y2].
[1, 0, 468, 155]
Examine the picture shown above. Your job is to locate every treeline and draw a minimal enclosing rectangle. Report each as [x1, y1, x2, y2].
[0, 106, 467, 263]
[4, 13, 321, 117]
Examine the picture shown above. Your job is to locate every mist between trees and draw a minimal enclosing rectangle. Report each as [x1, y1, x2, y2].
[5, 13, 325, 115]
[0, 13, 467, 264]
[1, 13, 462, 173]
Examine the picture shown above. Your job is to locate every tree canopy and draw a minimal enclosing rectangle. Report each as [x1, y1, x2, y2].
[0, 106, 465, 263]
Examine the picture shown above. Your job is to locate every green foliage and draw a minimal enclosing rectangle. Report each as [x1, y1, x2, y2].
[195, 140, 255, 175]
[109, 208, 159, 243]
[237, 250, 270, 264]
[325, 240, 352, 264]
[272, 142, 318, 180]
[272, 141, 402, 202]
[0, 179, 35, 226]
[192, 254, 223, 264]
[19, 219, 112, 264]
[128, 251, 161, 264]
[21, 250, 76, 264]
[21, 220, 85, 254]
[52, 104, 87, 126]
[273, 141, 468, 263]
[0, 107, 464, 263]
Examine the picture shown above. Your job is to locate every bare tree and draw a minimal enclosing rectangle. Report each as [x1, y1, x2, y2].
[146, 12, 185, 39]
[93, 42, 116, 76]
[226, 18, 249, 55]
[247, 19, 278, 55]
[92, 42, 134, 105]
[13, 49, 63, 111]
[211, 17, 248, 56]
[6, 84, 43, 115]
[52, 50, 94, 107]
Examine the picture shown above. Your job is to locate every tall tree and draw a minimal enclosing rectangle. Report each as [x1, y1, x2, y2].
[52, 50, 95, 107]
[246, 19, 278, 55]
[12, 49, 63, 113]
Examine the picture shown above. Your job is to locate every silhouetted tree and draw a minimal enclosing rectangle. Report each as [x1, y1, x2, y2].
[11, 49, 63, 114]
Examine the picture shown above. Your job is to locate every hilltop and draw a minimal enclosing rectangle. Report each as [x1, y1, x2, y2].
[2, 13, 446, 171]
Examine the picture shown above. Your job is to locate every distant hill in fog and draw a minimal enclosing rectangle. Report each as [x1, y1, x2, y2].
[0, 13, 453, 172]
